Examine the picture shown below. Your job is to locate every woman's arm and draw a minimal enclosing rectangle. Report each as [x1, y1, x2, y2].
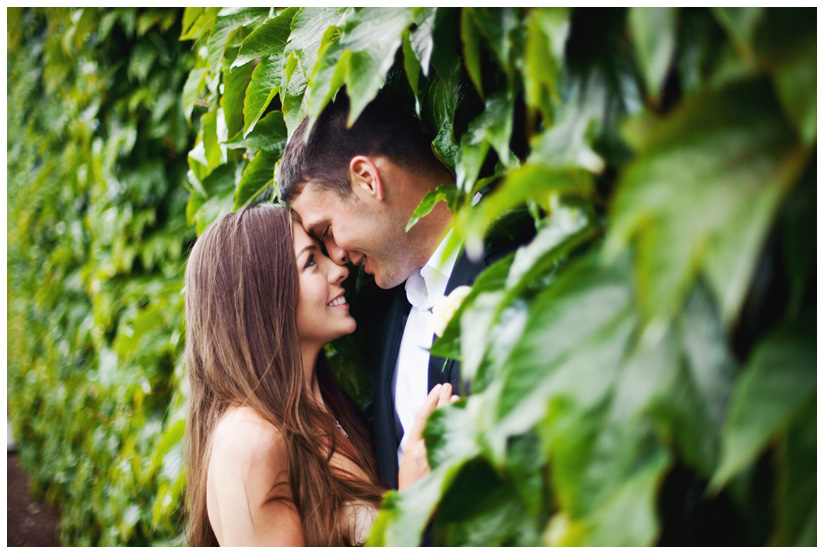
[207, 408, 304, 546]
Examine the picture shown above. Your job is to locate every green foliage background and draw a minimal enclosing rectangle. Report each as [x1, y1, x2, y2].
[8, 7, 193, 546]
[7, 7, 815, 546]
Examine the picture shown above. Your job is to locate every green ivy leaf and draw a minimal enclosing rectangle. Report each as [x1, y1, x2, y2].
[406, 184, 457, 232]
[629, 7, 677, 104]
[242, 53, 283, 137]
[205, 7, 270, 72]
[666, 286, 736, 475]
[772, 400, 816, 546]
[464, 167, 592, 260]
[127, 40, 157, 84]
[182, 67, 207, 122]
[711, 7, 764, 61]
[234, 149, 278, 209]
[526, 76, 607, 174]
[456, 89, 516, 192]
[580, 444, 670, 546]
[224, 110, 288, 153]
[199, 163, 235, 199]
[368, 401, 479, 546]
[779, 166, 815, 319]
[149, 419, 185, 477]
[754, 8, 816, 144]
[426, 71, 461, 171]
[180, 7, 204, 38]
[402, 31, 421, 103]
[285, 7, 352, 81]
[232, 7, 298, 69]
[195, 187, 236, 234]
[711, 311, 815, 490]
[433, 456, 540, 546]
[200, 108, 223, 169]
[430, 252, 514, 361]
[281, 52, 309, 137]
[459, 291, 504, 389]
[460, 8, 484, 98]
[606, 78, 809, 328]
[464, 7, 520, 77]
[494, 251, 636, 438]
[410, 7, 437, 76]
[220, 63, 254, 139]
[305, 25, 348, 132]
[339, 8, 415, 125]
[180, 7, 219, 41]
[523, 8, 569, 123]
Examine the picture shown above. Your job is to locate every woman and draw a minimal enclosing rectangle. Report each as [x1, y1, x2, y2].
[183, 204, 455, 546]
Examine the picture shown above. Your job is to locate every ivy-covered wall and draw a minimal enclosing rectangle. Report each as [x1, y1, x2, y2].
[7, 7, 815, 546]
[8, 8, 193, 546]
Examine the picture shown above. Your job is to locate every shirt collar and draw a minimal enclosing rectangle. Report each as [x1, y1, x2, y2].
[405, 228, 461, 310]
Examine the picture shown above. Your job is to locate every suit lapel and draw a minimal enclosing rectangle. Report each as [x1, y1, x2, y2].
[373, 285, 409, 488]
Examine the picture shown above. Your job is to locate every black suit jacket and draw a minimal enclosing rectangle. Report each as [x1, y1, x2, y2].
[364, 226, 531, 489]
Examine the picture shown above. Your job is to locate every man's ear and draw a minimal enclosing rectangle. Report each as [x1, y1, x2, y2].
[349, 156, 384, 201]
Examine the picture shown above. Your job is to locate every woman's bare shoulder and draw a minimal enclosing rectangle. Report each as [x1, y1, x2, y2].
[210, 406, 288, 480]
[207, 407, 302, 545]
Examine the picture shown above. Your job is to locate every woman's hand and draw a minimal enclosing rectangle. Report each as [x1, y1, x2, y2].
[398, 383, 459, 490]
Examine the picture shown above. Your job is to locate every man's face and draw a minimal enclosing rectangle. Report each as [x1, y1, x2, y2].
[290, 184, 417, 289]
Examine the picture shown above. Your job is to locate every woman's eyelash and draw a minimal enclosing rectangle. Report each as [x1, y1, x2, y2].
[304, 253, 316, 269]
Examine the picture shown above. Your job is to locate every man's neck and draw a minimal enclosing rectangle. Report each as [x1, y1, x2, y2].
[413, 200, 454, 270]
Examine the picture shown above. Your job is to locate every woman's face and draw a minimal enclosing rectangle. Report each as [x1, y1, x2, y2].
[293, 220, 356, 348]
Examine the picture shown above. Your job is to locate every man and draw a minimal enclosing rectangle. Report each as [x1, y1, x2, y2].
[278, 94, 525, 489]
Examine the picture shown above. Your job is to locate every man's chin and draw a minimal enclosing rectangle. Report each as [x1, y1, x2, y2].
[373, 272, 407, 290]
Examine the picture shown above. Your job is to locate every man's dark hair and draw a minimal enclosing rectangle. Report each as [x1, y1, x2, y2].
[277, 93, 444, 204]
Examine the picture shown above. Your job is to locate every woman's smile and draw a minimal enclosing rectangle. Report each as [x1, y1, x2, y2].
[294, 221, 356, 348]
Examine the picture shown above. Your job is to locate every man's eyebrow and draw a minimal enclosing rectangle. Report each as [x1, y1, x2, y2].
[303, 219, 328, 239]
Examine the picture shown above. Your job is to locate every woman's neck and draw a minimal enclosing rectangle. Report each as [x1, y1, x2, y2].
[301, 341, 325, 409]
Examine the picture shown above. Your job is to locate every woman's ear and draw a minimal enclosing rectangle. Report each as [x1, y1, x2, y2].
[349, 156, 384, 201]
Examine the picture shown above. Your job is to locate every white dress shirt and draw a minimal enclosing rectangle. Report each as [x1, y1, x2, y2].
[394, 229, 461, 464]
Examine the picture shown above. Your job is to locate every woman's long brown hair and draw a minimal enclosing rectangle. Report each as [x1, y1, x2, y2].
[183, 204, 384, 546]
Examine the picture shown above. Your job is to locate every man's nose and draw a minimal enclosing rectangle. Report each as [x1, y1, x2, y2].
[328, 257, 349, 284]
[324, 240, 349, 265]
